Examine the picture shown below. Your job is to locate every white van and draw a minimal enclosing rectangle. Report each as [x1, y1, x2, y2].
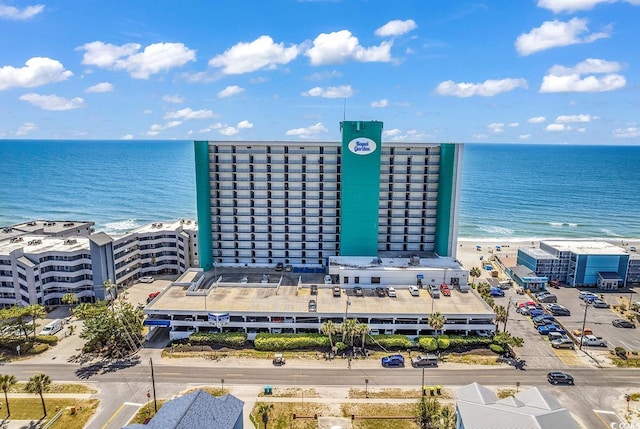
[409, 285, 420, 296]
[40, 319, 63, 336]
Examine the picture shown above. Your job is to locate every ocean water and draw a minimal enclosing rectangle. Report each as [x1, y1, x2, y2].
[1, 140, 639, 239]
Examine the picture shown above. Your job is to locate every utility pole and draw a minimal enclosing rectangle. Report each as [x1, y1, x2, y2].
[579, 303, 590, 351]
[150, 357, 158, 412]
[504, 297, 512, 332]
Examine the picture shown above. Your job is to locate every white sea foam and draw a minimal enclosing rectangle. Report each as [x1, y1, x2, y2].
[548, 222, 579, 227]
[478, 225, 514, 235]
[600, 228, 623, 237]
[103, 219, 141, 235]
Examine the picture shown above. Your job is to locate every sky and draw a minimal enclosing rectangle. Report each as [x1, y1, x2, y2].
[1, 0, 639, 144]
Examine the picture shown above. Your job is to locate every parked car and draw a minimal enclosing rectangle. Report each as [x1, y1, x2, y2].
[409, 285, 420, 296]
[139, 276, 154, 283]
[240, 276, 249, 284]
[591, 298, 610, 308]
[272, 353, 286, 366]
[517, 305, 538, 315]
[411, 354, 438, 367]
[533, 315, 556, 327]
[381, 354, 405, 367]
[275, 262, 284, 271]
[538, 324, 565, 335]
[612, 318, 636, 328]
[535, 291, 551, 299]
[529, 309, 544, 318]
[538, 294, 557, 303]
[146, 291, 161, 303]
[548, 332, 569, 342]
[489, 287, 505, 297]
[547, 371, 574, 385]
[440, 284, 451, 296]
[375, 287, 386, 297]
[387, 287, 397, 297]
[310, 285, 318, 295]
[284, 264, 293, 272]
[580, 334, 607, 347]
[333, 286, 341, 297]
[324, 275, 332, 285]
[308, 299, 317, 312]
[551, 338, 575, 349]
[572, 328, 593, 337]
[354, 286, 364, 297]
[548, 305, 571, 316]
[578, 291, 598, 301]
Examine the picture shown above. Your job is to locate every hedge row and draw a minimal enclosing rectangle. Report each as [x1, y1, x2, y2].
[254, 333, 330, 351]
[187, 332, 247, 348]
[417, 335, 493, 351]
[365, 334, 413, 349]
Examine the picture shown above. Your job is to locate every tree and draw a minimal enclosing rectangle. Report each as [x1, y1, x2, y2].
[61, 293, 79, 307]
[356, 322, 370, 348]
[26, 373, 51, 417]
[256, 403, 274, 429]
[417, 396, 440, 429]
[340, 319, 359, 347]
[321, 320, 337, 349]
[0, 374, 17, 417]
[469, 267, 482, 285]
[103, 279, 117, 311]
[428, 312, 446, 335]
[494, 305, 507, 332]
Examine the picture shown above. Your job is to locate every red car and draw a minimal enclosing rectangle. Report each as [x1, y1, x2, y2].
[440, 284, 451, 296]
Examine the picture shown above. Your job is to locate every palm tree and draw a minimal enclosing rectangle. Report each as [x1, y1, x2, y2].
[494, 305, 507, 332]
[0, 374, 17, 417]
[26, 373, 51, 417]
[469, 267, 481, 285]
[341, 319, 359, 347]
[61, 292, 79, 307]
[355, 322, 369, 348]
[427, 312, 446, 335]
[321, 320, 337, 349]
[439, 404, 457, 429]
[103, 279, 116, 311]
[256, 403, 274, 429]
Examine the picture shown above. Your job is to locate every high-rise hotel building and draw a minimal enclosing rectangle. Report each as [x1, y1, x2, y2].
[194, 121, 463, 270]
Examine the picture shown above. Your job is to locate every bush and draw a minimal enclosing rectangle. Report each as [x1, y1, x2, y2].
[186, 332, 247, 348]
[36, 335, 59, 345]
[27, 343, 49, 354]
[417, 337, 438, 352]
[437, 336, 450, 350]
[253, 333, 330, 351]
[489, 344, 504, 354]
[365, 335, 412, 349]
[447, 335, 493, 349]
[615, 346, 628, 359]
[335, 341, 346, 351]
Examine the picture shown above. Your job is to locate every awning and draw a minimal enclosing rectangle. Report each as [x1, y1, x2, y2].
[143, 319, 171, 327]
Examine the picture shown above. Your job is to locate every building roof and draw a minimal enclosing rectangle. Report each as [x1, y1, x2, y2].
[456, 382, 580, 429]
[89, 232, 113, 247]
[541, 240, 627, 256]
[510, 265, 538, 278]
[598, 272, 622, 280]
[519, 247, 557, 260]
[124, 390, 243, 429]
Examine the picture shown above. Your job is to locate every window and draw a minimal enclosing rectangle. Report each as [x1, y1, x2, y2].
[344, 276, 349, 284]
[354, 277, 359, 284]
[372, 277, 381, 284]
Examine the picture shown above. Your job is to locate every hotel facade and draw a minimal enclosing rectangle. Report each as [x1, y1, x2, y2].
[194, 120, 463, 269]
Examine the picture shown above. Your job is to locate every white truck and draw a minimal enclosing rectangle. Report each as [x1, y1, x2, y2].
[580, 334, 607, 347]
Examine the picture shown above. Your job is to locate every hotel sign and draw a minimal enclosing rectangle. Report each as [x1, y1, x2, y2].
[348, 138, 377, 155]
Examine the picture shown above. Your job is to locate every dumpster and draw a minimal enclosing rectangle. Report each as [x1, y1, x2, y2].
[264, 385, 273, 395]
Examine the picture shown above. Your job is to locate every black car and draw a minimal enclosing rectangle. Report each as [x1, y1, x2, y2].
[612, 318, 636, 328]
[275, 262, 284, 271]
[547, 371, 574, 385]
[310, 284, 318, 295]
[375, 287, 386, 297]
[354, 286, 364, 297]
[549, 306, 571, 316]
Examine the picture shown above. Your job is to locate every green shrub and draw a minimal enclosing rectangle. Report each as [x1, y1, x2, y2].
[489, 344, 504, 354]
[187, 332, 247, 348]
[365, 335, 412, 349]
[27, 343, 49, 354]
[36, 335, 59, 345]
[335, 341, 346, 351]
[437, 336, 450, 350]
[253, 333, 330, 351]
[615, 346, 628, 359]
[447, 335, 493, 348]
[417, 337, 438, 352]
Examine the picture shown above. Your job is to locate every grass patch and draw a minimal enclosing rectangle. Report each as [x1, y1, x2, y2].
[341, 403, 419, 429]
[258, 387, 319, 398]
[611, 358, 640, 368]
[348, 387, 452, 400]
[0, 398, 98, 429]
[443, 353, 500, 365]
[251, 401, 331, 429]
[10, 382, 96, 394]
[629, 393, 640, 401]
[128, 400, 168, 424]
[497, 389, 516, 398]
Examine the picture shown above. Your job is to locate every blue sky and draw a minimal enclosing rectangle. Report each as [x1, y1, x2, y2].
[1, 0, 639, 144]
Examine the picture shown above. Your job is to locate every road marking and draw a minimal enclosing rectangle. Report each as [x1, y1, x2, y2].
[293, 374, 309, 378]
[593, 410, 616, 414]
[225, 373, 244, 376]
[594, 409, 620, 428]
[101, 402, 126, 429]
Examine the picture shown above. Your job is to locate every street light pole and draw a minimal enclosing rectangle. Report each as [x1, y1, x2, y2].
[365, 379, 369, 398]
[579, 303, 590, 350]
[345, 296, 351, 321]
[504, 297, 513, 332]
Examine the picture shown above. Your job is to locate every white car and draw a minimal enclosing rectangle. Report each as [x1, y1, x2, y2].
[324, 275, 332, 285]
[387, 287, 397, 297]
[139, 276, 154, 283]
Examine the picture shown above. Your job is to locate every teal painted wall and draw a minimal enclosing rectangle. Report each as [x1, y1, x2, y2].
[434, 143, 456, 256]
[339, 121, 383, 256]
[194, 141, 213, 270]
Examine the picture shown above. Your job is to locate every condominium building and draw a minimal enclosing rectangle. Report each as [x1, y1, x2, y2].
[0, 219, 197, 307]
[194, 120, 463, 269]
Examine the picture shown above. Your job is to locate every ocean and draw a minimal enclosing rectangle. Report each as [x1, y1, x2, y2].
[1, 140, 639, 240]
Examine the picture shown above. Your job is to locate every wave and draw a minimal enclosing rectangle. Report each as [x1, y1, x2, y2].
[477, 225, 514, 236]
[548, 222, 580, 227]
[103, 219, 142, 235]
[600, 228, 624, 237]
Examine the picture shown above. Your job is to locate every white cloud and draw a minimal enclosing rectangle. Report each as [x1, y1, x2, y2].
[509, 122, 520, 127]
[473, 133, 489, 139]
[556, 114, 597, 123]
[285, 122, 328, 138]
[164, 108, 216, 121]
[163, 95, 184, 104]
[537, 0, 640, 13]
[488, 123, 505, 134]
[383, 129, 402, 137]
[218, 85, 244, 98]
[305, 70, 342, 81]
[302, 85, 353, 98]
[383, 128, 432, 141]
[305, 30, 392, 65]
[371, 99, 388, 108]
[120, 134, 134, 140]
[146, 120, 183, 135]
[515, 18, 610, 56]
[613, 127, 640, 138]
[219, 127, 240, 136]
[237, 120, 253, 129]
[15, 122, 37, 136]
[85, 82, 113, 93]
[208, 35, 299, 74]
[528, 116, 546, 123]
[0, 4, 44, 20]
[546, 123, 570, 131]
[78, 41, 196, 79]
[375, 19, 418, 37]
[19, 93, 84, 110]
[434, 78, 527, 97]
[540, 72, 625, 93]
[519, 134, 532, 139]
[548, 58, 622, 75]
[0, 57, 72, 90]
